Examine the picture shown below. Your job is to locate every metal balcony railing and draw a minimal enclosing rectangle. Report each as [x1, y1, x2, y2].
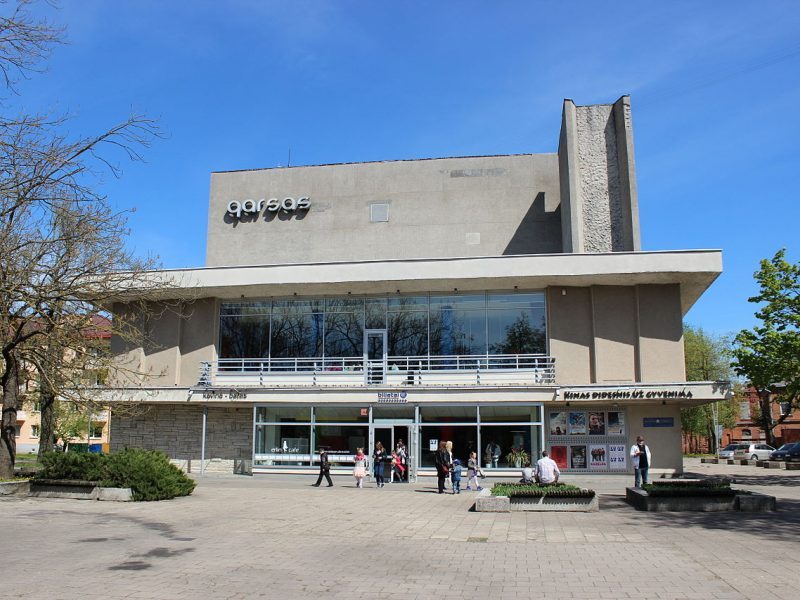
[199, 354, 555, 388]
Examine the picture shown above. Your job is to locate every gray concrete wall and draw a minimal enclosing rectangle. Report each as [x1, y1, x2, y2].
[142, 306, 182, 386]
[637, 284, 685, 382]
[110, 404, 252, 461]
[548, 286, 593, 384]
[179, 298, 218, 386]
[206, 154, 563, 267]
[548, 284, 686, 385]
[592, 286, 638, 383]
[626, 404, 683, 474]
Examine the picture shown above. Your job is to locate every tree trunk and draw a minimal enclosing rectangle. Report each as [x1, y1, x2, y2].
[760, 390, 775, 447]
[37, 391, 56, 461]
[0, 349, 20, 478]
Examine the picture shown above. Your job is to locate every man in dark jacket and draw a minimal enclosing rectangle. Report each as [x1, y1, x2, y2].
[312, 448, 333, 487]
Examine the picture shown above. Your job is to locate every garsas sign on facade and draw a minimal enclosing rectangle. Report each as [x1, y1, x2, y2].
[226, 197, 311, 219]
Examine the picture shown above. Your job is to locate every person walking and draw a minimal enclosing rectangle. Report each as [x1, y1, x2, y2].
[353, 447, 367, 488]
[434, 441, 450, 494]
[630, 435, 652, 487]
[373, 441, 387, 488]
[465, 451, 482, 491]
[395, 439, 407, 481]
[312, 448, 333, 487]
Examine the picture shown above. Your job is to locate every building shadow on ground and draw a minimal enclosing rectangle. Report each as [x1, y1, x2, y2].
[601, 493, 800, 543]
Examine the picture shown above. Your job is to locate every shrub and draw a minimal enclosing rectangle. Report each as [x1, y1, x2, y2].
[642, 482, 735, 497]
[37, 451, 108, 482]
[105, 449, 196, 501]
[491, 482, 595, 498]
[35, 448, 195, 501]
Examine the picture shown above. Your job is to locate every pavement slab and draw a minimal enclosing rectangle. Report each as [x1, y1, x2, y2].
[2, 458, 799, 599]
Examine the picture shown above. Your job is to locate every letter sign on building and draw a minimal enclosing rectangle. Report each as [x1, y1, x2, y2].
[226, 197, 311, 219]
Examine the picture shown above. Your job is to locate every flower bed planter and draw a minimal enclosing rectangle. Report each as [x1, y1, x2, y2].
[626, 486, 775, 512]
[29, 479, 99, 500]
[28, 479, 132, 501]
[475, 484, 598, 512]
[0, 480, 31, 496]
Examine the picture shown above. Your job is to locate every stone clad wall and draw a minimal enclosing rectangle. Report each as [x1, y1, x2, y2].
[558, 96, 640, 253]
[576, 104, 622, 253]
[110, 404, 252, 461]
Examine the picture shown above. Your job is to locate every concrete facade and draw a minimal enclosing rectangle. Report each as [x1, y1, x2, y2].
[107, 96, 725, 477]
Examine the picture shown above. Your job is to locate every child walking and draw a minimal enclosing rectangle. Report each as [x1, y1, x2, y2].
[353, 447, 367, 488]
[451, 458, 463, 494]
[466, 451, 482, 491]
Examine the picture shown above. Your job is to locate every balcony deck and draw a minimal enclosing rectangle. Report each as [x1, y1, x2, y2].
[201, 354, 555, 388]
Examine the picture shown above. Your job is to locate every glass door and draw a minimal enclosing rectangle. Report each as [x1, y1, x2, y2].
[364, 329, 387, 385]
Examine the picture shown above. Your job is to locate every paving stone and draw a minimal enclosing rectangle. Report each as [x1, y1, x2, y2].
[2, 458, 799, 599]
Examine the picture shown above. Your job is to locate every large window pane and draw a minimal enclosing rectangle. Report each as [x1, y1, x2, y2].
[271, 308, 323, 358]
[421, 405, 477, 423]
[487, 292, 544, 310]
[480, 425, 541, 468]
[256, 406, 311, 423]
[487, 308, 546, 354]
[388, 310, 428, 356]
[325, 297, 365, 311]
[430, 306, 486, 355]
[430, 294, 485, 310]
[220, 301, 271, 317]
[387, 295, 428, 310]
[366, 298, 387, 329]
[324, 311, 364, 357]
[254, 424, 312, 466]
[314, 406, 368, 423]
[219, 315, 270, 358]
[419, 425, 478, 467]
[479, 405, 541, 423]
[313, 425, 369, 456]
[372, 404, 415, 419]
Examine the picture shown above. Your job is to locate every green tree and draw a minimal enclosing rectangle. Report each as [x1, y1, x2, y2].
[680, 325, 737, 453]
[732, 249, 800, 446]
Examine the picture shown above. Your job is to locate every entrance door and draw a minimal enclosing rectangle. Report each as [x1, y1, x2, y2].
[364, 329, 387, 385]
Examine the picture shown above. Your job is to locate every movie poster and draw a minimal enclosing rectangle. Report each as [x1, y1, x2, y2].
[549, 412, 568, 436]
[607, 412, 625, 436]
[550, 445, 568, 469]
[608, 444, 627, 470]
[568, 412, 586, 435]
[570, 445, 587, 469]
[589, 444, 607, 468]
[588, 411, 606, 436]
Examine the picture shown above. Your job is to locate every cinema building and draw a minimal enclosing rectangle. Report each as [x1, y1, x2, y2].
[108, 96, 727, 478]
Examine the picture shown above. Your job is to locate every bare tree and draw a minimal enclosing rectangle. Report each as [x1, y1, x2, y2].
[0, 2, 171, 476]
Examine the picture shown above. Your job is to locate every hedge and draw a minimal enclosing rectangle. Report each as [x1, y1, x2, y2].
[491, 483, 595, 498]
[642, 482, 735, 497]
[36, 449, 196, 501]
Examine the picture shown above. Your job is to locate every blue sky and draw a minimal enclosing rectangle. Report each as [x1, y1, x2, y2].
[10, 1, 800, 338]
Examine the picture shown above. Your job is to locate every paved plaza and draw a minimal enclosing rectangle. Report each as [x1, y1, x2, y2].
[2, 458, 799, 599]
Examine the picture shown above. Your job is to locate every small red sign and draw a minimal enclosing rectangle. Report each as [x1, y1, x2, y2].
[360, 408, 368, 416]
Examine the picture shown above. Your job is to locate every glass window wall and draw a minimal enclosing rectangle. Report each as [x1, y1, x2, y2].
[219, 291, 546, 361]
[252, 403, 543, 471]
